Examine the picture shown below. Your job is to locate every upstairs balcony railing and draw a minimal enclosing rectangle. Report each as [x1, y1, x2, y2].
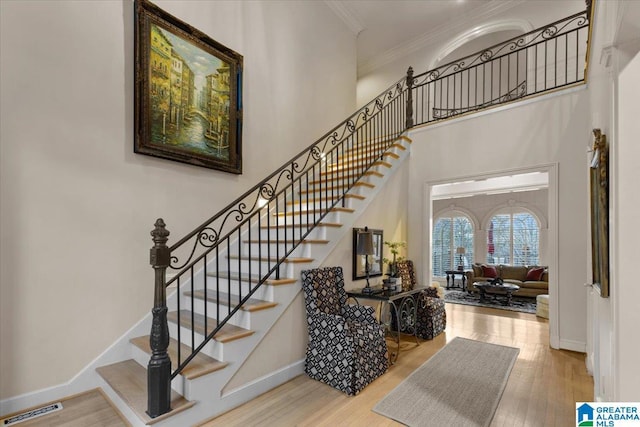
[146, 3, 591, 418]
[410, 8, 591, 126]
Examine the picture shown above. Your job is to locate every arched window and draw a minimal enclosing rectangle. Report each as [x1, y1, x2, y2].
[432, 214, 474, 277]
[487, 211, 539, 265]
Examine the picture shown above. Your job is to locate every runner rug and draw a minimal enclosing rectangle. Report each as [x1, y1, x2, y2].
[373, 337, 519, 427]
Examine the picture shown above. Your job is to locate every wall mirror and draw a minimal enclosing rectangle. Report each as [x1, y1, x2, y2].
[352, 228, 383, 281]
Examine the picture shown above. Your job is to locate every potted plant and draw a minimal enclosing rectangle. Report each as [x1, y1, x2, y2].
[383, 240, 406, 286]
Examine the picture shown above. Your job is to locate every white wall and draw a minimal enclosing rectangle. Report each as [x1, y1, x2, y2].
[584, 0, 640, 402]
[407, 89, 590, 350]
[615, 47, 640, 400]
[0, 0, 356, 399]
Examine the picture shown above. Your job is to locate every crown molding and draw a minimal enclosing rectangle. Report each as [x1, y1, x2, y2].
[427, 19, 533, 70]
[324, 0, 365, 36]
[358, 0, 525, 77]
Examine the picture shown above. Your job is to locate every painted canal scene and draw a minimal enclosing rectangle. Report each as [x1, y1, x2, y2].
[149, 23, 231, 160]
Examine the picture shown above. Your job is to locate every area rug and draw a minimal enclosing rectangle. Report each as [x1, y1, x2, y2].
[373, 337, 519, 427]
[444, 290, 537, 314]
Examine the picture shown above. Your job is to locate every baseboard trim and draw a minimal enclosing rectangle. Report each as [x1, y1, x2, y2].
[0, 382, 70, 417]
[222, 359, 305, 401]
[190, 360, 305, 423]
[559, 338, 586, 353]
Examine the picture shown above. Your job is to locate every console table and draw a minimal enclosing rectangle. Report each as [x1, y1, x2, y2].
[347, 286, 426, 364]
[445, 270, 467, 290]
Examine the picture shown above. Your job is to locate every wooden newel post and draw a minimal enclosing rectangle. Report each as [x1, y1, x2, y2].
[406, 66, 414, 129]
[147, 218, 172, 418]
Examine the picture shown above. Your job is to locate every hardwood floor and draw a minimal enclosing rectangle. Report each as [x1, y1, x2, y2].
[200, 303, 593, 427]
[1, 388, 130, 427]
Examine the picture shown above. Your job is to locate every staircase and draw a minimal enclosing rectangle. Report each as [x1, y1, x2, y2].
[93, 135, 412, 426]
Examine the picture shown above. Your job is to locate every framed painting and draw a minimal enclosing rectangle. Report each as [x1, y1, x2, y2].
[352, 228, 384, 281]
[589, 129, 609, 298]
[134, 0, 243, 173]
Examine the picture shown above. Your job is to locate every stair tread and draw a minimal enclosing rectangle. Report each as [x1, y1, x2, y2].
[347, 141, 406, 153]
[130, 336, 228, 380]
[214, 271, 298, 285]
[327, 160, 392, 173]
[227, 254, 314, 263]
[318, 170, 384, 179]
[258, 222, 341, 228]
[274, 207, 354, 216]
[185, 289, 278, 312]
[242, 238, 329, 244]
[287, 194, 365, 205]
[96, 359, 195, 425]
[333, 151, 399, 163]
[299, 182, 374, 194]
[168, 310, 254, 343]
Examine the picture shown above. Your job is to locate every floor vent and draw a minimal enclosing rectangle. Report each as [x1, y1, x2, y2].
[2, 403, 63, 426]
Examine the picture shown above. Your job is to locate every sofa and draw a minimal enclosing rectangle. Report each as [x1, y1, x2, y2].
[465, 263, 548, 298]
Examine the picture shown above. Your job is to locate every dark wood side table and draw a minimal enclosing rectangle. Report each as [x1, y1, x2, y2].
[347, 286, 426, 364]
[445, 270, 467, 290]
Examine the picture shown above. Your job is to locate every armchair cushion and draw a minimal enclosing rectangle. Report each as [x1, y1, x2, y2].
[342, 304, 377, 324]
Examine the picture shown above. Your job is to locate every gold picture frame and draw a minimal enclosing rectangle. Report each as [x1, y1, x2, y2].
[590, 129, 609, 298]
[134, 0, 243, 173]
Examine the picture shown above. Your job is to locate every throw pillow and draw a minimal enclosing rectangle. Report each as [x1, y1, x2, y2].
[482, 265, 498, 278]
[526, 267, 545, 281]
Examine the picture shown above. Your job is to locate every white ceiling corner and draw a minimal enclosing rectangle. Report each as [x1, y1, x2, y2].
[324, 0, 365, 36]
[357, 0, 526, 77]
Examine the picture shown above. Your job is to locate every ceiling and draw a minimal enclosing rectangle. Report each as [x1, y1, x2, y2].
[325, 0, 586, 77]
[431, 172, 549, 200]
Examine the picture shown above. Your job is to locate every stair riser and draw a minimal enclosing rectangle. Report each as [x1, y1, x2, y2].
[167, 321, 241, 362]
[258, 226, 327, 241]
[202, 279, 293, 302]
[204, 278, 272, 300]
[273, 210, 340, 226]
[242, 242, 312, 258]
[289, 198, 354, 211]
[129, 344, 187, 396]
[300, 185, 367, 198]
[191, 298, 276, 330]
[190, 298, 251, 329]
[182, 335, 259, 401]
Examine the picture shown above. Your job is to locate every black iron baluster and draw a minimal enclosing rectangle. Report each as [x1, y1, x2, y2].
[216, 245, 219, 329]
[147, 219, 171, 419]
[204, 255, 208, 337]
[555, 37, 558, 87]
[190, 266, 195, 353]
[576, 29, 579, 82]
[565, 33, 568, 84]
[236, 228, 241, 313]
[544, 40, 548, 91]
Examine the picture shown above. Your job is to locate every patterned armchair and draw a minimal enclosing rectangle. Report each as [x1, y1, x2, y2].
[301, 266, 388, 395]
[396, 260, 447, 340]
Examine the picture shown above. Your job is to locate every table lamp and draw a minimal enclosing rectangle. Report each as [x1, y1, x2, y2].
[456, 246, 466, 271]
[357, 227, 375, 293]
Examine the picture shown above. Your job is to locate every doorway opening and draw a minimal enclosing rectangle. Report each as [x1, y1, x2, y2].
[426, 164, 559, 347]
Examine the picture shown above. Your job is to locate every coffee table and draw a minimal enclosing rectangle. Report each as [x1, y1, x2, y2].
[473, 282, 520, 306]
